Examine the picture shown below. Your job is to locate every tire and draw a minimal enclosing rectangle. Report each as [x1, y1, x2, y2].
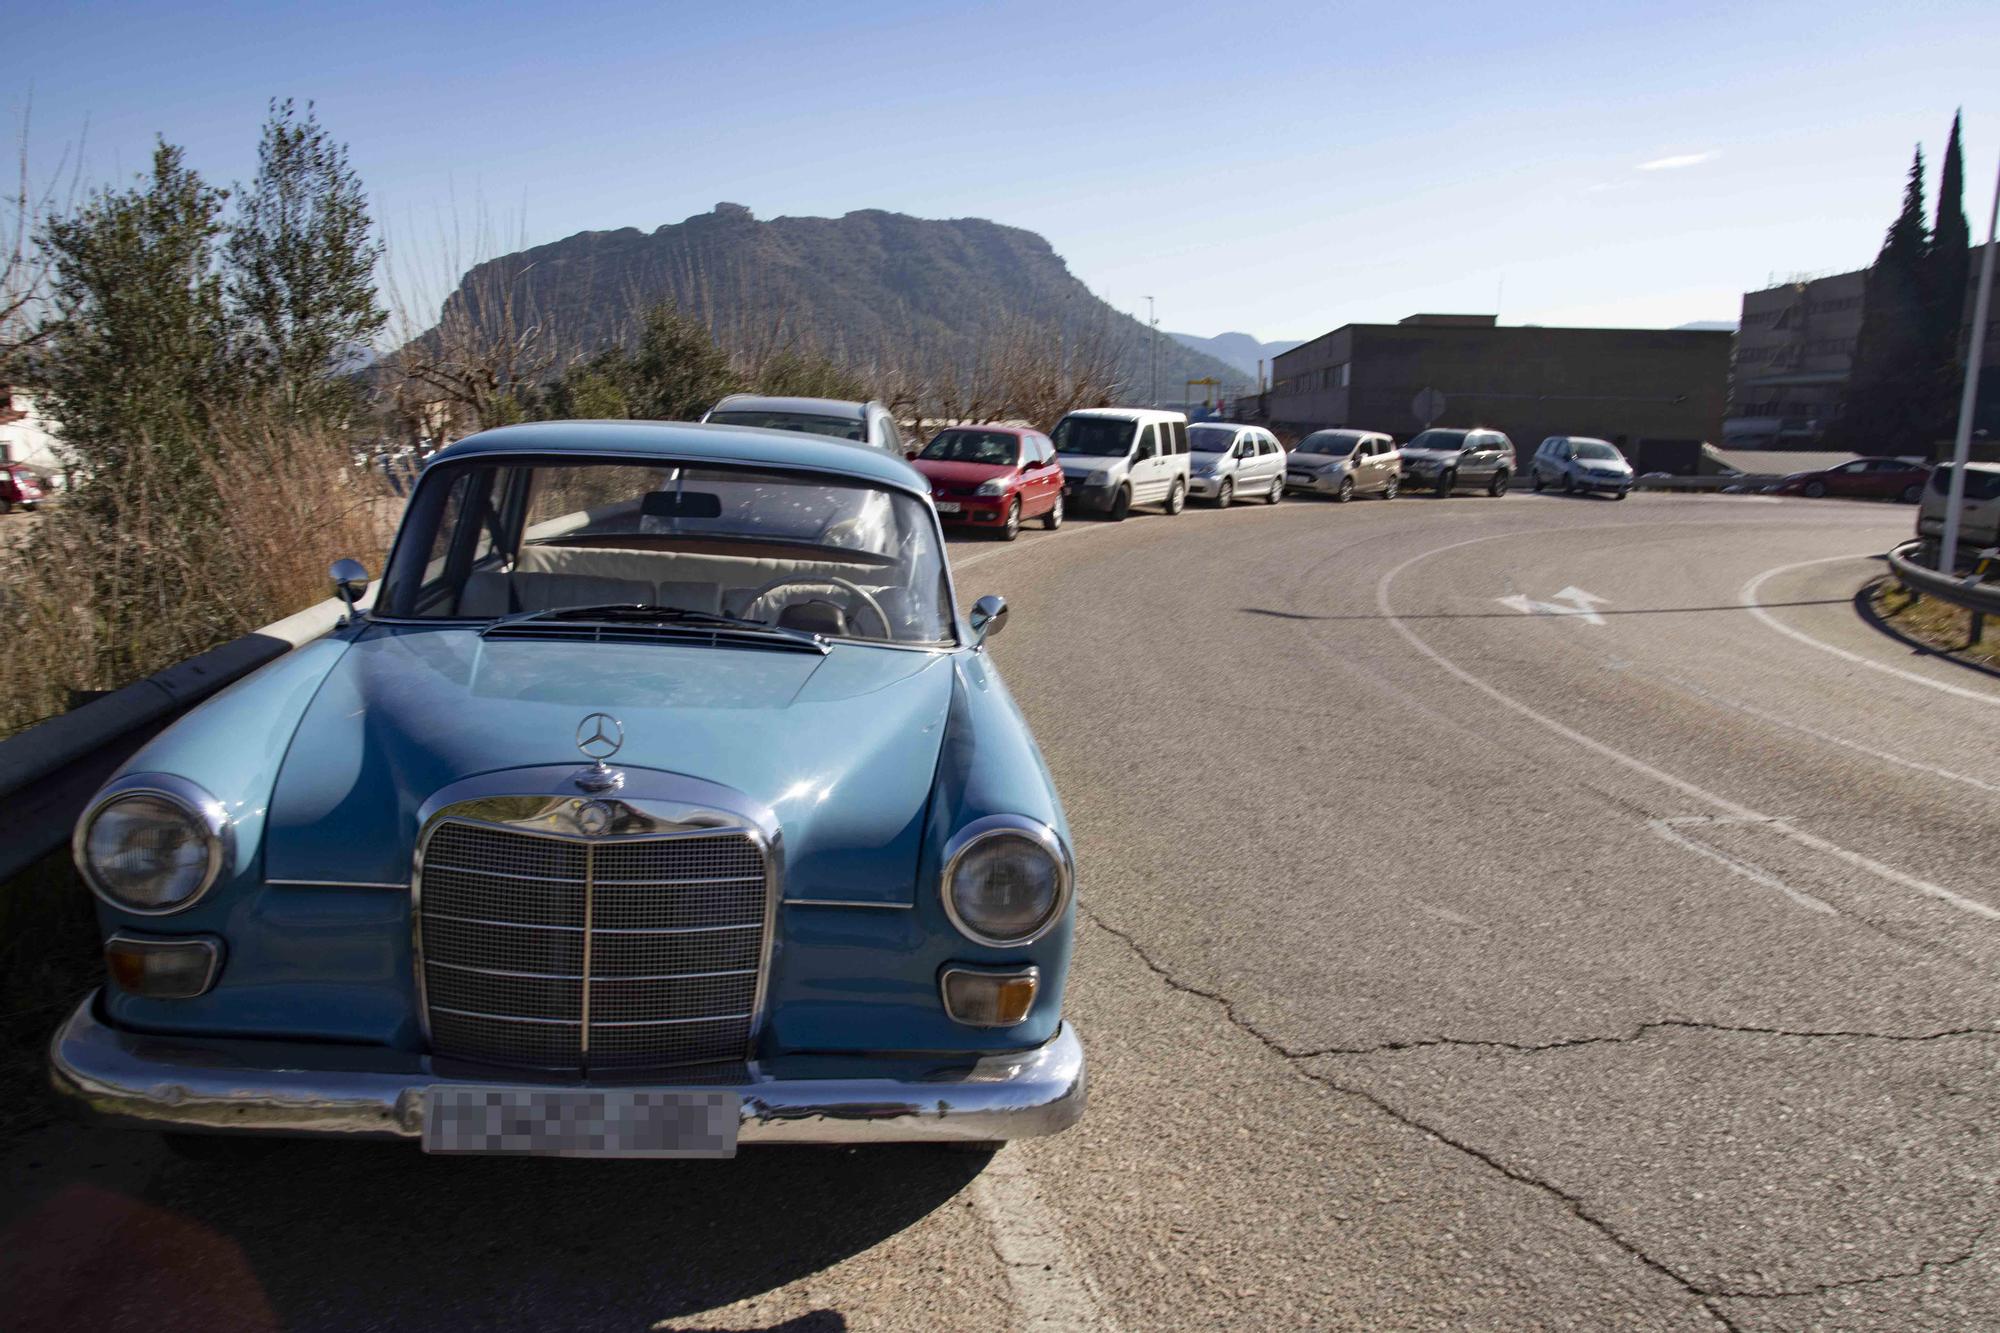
[1215, 478, 1233, 509]
[1613, 489, 1628, 501]
[1803, 480, 1826, 498]
[1107, 486, 1131, 522]
[1266, 476, 1284, 505]
[1383, 475, 1399, 500]
[1488, 470, 1510, 498]
[1165, 479, 1186, 515]
[1000, 499, 1020, 542]
[1335, 476, 1354, 503]
[0, 499, 10, 515]
[1532, 472, 1545, 492]
[1434, 471, 1454, 498]
[1043, 492, 1063, 530]
[161, 1133, 285, 1165]
[1561, 472, 1575, 494]
[1901, 484, 1922, 504]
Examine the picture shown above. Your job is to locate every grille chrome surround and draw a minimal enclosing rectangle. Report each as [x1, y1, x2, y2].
[412, 780, 779, 1077]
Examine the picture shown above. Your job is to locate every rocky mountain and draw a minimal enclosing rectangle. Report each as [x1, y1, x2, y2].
[1167, 331, 1302, 381]
[432, 203, 1248, 398]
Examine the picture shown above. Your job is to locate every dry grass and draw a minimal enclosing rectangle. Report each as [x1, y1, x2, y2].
[1869, 577, 2000, 670]
[0, 416, 396, 737]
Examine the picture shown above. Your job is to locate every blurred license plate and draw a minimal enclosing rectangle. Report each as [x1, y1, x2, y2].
[936, 501, 962, 513]
[422, 1087, 739, 1157]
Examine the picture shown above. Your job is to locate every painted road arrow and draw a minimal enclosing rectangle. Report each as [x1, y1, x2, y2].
[1495, 586, 1608, 625]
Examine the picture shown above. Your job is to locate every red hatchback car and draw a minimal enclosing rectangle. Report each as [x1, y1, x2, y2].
[911, 425, 1065, 540]
[1768, 456, 1931, 502]
[0, 463, 45, 513]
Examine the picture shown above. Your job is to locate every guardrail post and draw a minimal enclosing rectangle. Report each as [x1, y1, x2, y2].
[1971, 612, 1986, 651]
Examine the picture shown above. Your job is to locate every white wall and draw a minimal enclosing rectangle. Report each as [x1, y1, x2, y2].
[0, 391, 64, 481]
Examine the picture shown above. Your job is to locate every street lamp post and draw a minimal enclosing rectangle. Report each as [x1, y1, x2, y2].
[1145, 295, 1157, 407]
[1940, 153, 2000, 571]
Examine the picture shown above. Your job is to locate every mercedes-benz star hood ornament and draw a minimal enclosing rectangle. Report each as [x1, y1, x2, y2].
[572, 712, 625, 793]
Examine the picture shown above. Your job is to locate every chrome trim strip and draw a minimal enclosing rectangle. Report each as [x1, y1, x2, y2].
[51, 997, 1088, 1147]
[940, 964, 1040, 1028]
[578, 842, 595, 1059]
[939, 814, 1075, 949]
[424, 864, 762, 887]
[422, 911, 760, 937]
[429, 1006, 754, 1030]
[427, 961, 758, 983]
[780, 898, 913, 910]
[73, 773, 233, 917]
[265, 879, 409, 890]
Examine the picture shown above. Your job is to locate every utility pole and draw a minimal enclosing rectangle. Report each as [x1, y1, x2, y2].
[1145, 295, 1157, 407]
[1940, 152, 2000, 571]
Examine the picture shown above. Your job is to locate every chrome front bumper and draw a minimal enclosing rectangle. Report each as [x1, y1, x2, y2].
[49, 993, 1086, 1148]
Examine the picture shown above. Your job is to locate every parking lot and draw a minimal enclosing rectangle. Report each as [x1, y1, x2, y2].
[5, 488, 1993, 1331]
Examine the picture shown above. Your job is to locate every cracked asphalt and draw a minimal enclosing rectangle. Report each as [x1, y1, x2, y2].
[4, 490, 1996, 1331]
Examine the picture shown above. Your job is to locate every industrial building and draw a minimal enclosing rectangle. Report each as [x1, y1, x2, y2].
[1264, 315, 1731, 464]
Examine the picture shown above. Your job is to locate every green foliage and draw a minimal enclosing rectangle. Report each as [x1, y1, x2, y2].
[1842, 147, 1938, 451]
[753, 347, 870, 400]
[1924, 113, 1972, 439]
[36, 139, 233, 491]
[549, 303, 744, 421]
[226, 99, 385, 421]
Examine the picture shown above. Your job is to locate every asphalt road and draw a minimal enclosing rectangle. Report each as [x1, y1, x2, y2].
[6, 488, 1997, 1331]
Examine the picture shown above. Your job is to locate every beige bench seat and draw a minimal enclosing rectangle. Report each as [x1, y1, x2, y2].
[457, 544, 889, 620]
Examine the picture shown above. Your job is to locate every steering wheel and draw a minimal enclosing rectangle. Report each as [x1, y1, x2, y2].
[742, 574, 893, 640]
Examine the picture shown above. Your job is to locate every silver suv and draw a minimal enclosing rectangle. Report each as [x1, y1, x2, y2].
[703, 394, 907, 456]
[1399, 428, 1515, 497]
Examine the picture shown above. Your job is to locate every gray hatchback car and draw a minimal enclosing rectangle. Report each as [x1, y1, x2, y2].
[1531, 436, 1634, 499]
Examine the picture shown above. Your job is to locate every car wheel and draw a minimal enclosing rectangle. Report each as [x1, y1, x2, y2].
[1902, 483, 1922, 504]
[1335, 476, 1354, 503]
[1383, 475, 1400, 500]
[1165, 479, 1186, 515]
[1043, 493, 1063, 530]
[1107, 486, 1131, 521]
[1215, 478, 1233, 509]
[1614, 489, 1628, 501]
[1000, 499, 1020, 542]
[1435, 471, 1454, 497]
[1488, 471, 1510, 497]
[0, 499, 10, 515]
[1561, 472, 1574, 494]
[1804, 480, 1826, 498]
[1266, 476, 1284, 505]
[1532, 472, 1545, 492]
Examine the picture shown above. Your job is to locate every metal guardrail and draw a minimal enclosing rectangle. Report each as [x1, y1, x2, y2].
[1884, 538, 2000, 643]
[0, 593, 352, 884]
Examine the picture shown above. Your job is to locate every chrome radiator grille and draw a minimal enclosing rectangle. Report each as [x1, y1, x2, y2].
[417, 820, 768, 1073]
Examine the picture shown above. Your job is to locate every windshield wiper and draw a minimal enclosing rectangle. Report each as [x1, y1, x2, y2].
[487, 604, 826, 649]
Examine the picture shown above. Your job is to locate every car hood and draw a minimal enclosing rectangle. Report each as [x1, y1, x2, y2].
[1058, 457, 1119, 478]
[1578, 458, 1634, 474]
[912, 459, 1014, 489]
[1399, 448, 1458, 463]
[263, 624, 954, 905]
[1288, 456, 1344, 470]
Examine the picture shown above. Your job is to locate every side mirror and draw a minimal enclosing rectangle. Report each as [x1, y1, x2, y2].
[968, 594, 1009, 648]
[330, 558, 370, 620]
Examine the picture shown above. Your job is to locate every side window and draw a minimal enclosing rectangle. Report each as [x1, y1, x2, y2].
[1134, 424, 1160, 461]
[1171, 421, 1189, 455]
[1032, 435, 1053, 465]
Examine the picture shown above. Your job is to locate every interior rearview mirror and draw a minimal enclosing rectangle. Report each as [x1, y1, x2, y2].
[643, 490, 724, 519]
[968, 594, 1009, 648]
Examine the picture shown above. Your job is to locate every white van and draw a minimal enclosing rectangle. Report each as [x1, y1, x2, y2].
[1051, 408, 1191, 521]
[1917, 461, 2000, 561]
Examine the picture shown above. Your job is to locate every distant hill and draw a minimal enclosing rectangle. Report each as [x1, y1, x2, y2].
[428, 203, 1248, 399]
[1167, 331, 1302, 381]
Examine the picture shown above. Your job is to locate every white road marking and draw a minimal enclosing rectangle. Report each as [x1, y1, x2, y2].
[1377, 531, 2000, 923]
[1415, 901, 1476, 926]
[1496, 585, 1609, 625]
[1742, 555, 2000, 707]
[1648, 818, 1838, 915]
[970, 1148, 1120, 1332]
[1646, 668, 2000, 796]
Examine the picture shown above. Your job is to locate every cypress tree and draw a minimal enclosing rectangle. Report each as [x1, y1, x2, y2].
[1840, 147, 1933, 451]
[1926, 113, 1971, 440]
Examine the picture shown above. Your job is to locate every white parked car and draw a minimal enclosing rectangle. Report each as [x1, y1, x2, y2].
[704, 394, 909, 456]
[1918, 461, 2000, 561]
[1285, 429, 1401, 501]
[1186, 422, 1287, 506]
[1052, 408, 1191, 521]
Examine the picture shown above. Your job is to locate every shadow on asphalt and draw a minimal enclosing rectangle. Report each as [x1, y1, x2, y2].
[3, 1131, 980, 1331]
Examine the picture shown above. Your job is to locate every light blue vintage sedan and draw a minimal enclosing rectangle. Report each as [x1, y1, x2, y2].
[51, 421, 1085, 1156]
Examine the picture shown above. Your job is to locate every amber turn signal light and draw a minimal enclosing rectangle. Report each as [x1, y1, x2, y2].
[941, 965, 1039, 1027]
[105, 934, 222, 999]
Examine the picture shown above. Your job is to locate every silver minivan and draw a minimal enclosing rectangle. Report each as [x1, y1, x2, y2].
[1531, 436, 1634, 499]
[1053, 408, 1192, 521]
[1918, 462, 2000, 562]
[1187, 422, 1286, 506]
[1286, 429, 1401, 501]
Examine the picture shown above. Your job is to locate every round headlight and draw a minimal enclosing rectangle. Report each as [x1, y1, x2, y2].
[942, 816, 1072, 947]
[75, 778, 227, 914]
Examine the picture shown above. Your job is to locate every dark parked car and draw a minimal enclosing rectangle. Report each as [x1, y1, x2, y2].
[1768, 456, 1930, 502]
[1399, 428, 1516, 497]
[0, 463, 45, 512]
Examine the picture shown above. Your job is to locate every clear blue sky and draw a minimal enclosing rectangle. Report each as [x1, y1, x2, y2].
[14, 0, 1999, 341]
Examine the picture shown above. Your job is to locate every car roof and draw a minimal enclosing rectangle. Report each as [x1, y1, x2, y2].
[709, 394, 871, 418]
[430, 420, 926, 494]
[1063, 407, 1187, 423]
[932, 422, 1032, 436]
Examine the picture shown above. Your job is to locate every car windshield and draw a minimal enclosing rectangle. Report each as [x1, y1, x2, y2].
[1296, 433, 1361, 456]
[1407, 430, 1469, 452]
[377, 458, 953, 645]
[707, 409, 866, 442]
[1187, 427, 1238, 455]
[1573, 442, 1623, 461]
[920, 430, 1020, 465]
[1052, 416, 1136, 457]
